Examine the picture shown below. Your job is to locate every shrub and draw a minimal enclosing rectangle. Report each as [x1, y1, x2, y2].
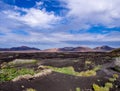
[78, 70, 96, 77]
[113, 74, 119, 79]
[93, 82, 113, 91]
[105, 82, 113, 88]
[46, 65, 101, 77]
[0, 68, 35, 82]
[93, 84, 101, 91]
[109, 74, 119, 82]
[109, 78, 116, 82]
[76, 87, 81, 91]
[8, 59, 37, 66]
[93, 84, 109, 91]
[26, 88, 36, 91]
[93, 65, 101, 71]
[46, 66, 76, 75]
[85, 60, 92, 64]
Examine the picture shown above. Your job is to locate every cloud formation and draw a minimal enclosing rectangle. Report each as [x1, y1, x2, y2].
[0, 0, 120, 49]
[2, 5, 61, 29]
[62, 0, 120, 28]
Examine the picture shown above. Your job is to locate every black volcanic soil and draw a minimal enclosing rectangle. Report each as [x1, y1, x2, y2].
[1, 71, 120, 91]
[0, 52, 119, 62]
[0, 72, 106, 91]
[0, 52, 120, 91]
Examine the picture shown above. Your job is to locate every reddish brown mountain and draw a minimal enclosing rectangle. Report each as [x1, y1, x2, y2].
[43, 48, 60, 52]
[43, 46, 115, 52]
[0, 45, 115, 52]
[43, 47, 93, 52]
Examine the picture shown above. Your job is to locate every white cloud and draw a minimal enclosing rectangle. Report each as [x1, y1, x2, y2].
[0, 31, 120, 45]
[36, 1, 43, 7]
[2, 6, 61, 29]
[51, 31, 120, 42]
[0, 26, 120, 48]
[0, 0, 120, 48]
[21, 9, 60, 28]
[61, 0, 120, 28]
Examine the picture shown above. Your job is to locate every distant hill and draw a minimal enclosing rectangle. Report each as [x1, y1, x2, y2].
[43, 47, 93, 52]
[72, 47, 93, 52]
[43, 46, 115, 52]
[93, 45, 115, 52]
[0, 45, 116, 52]
[43, 48, 60, 52]
[110, 48, 120, 53]
[0, 46, 40, 51]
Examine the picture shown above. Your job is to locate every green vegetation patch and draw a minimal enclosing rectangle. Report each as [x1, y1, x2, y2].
[46, 65, 101, 77]
[78, 70, 96, 77]
[46, 66, 76, 75]
[8, 59, 37, 66]
[93, 83, 110, 91]
[93, 82, 113, 91]
[113, 74, 119, 79]
[93, 74, 119, 91]
[85, 60, 92, 65]
[105, 82, 113, 88]
[1, 59, 38, 69]
[109, 74, 119, 82]
[26, 88, 36, 91]
[0, 68, 36, 82]
[76, 87, 81, 91]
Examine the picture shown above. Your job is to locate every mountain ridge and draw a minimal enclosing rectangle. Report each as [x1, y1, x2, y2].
[43, 45, 115, 52]
[0, 46, 40, 51]
[0, 45, 116, 52]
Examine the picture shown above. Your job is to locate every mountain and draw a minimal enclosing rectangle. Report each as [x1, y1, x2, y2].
[0, 46, 40, 51]
[0, 45, 116, 52]
[43, 46, 115, 52]
[43, 47, 93, 52]
[60, 47, 93, 52]
[59, 47, 75, 51]
[43, 48, 60, 52]
[93, 45, 115, 52]
[72, 47, 93, 52]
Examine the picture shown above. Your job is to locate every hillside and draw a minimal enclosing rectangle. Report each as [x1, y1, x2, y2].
[0, 45, 116, 52]
[0, 46, 40, 51]
[43, 46, 115, 52]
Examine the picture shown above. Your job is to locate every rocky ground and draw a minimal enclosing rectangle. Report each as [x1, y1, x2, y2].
[0, 52, 120, 91]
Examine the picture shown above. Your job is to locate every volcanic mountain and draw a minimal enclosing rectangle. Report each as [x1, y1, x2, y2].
[0, 45, 115, 52]
[43, 48, 60, 52]
[43, 46, 115, 52]
[93, 45, 115, 52]
[43, 47, 93, 52]
[0, 46, 40, 51]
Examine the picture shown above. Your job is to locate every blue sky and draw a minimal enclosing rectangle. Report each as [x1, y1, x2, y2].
[0, 0, 120, 49]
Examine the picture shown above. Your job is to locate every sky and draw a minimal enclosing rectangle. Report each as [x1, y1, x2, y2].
[0, 0, 120, 49]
